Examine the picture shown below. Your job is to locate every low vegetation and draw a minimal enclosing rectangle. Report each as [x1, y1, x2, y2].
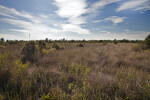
[132, 34, 150, 51]
[0, 35, 150, 100]
[77, 43, 84, 47]
[21, 41, 38, 63]
[52, 42, 64, 50]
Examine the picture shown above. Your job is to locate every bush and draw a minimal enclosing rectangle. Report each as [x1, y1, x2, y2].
[114, 39, 118, 44]
[21, 41, 38, 63]
[38, 41, 47, 52]
[144, 34, 150, 49]
[52, 42, 64, 50]
[0, 53, 29, 100]
[77, 43, 84, 47]
[132, 34, 150, 51]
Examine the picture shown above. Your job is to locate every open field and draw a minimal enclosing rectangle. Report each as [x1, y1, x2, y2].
[0, 41, 150, 100]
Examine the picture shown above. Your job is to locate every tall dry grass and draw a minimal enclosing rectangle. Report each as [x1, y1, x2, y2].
[0, 42, 150, 99]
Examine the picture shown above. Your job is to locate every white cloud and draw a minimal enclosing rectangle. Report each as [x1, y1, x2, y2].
[95, 30, 150, 40]
[62, 24, 90, 34]
[0, 5, 40, 23]
[0, 18, 61, 39]
[88, 0, 121, 13]
[54, 0, 87, 18]
[93, 16, 127, 25]
[0, 33, 20, 40]
[54, 0, 90, 34]
[124, 29, 130, 32]
[92, 20, 104, 23]
[53, 0, 123, 34]
[0, 5, 63, 40]
[105, 16, 127, 25]
[100, 30, 110, 34]
[117, 0, 150, 12]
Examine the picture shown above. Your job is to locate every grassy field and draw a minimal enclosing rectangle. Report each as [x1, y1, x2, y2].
[0, 41, 150, 100]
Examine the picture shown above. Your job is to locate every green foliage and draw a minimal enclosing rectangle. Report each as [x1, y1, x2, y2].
[42, 88, 64, 100]
[52, 42, 64, 50]
[132, 34, 150, 51]
[77, 43, 84, 47]
[38, 41, 47, 52]
[1, 41, 150, 100]
[144, 34, 150, 49]
[131, 43, 144, 52]
[45, 38, 49, 42]
[21, 41, 38, 63]
[0, 53, 29, 100]
[0, 38, 5, 42]
[102, 42, 108, 45]
[69, 64, 90, 77]
[114, 39, 118, 44]
[52, 42, 60, 50]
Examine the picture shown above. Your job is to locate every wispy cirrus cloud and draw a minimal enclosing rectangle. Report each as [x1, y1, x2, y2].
[0, 0, 149, 40]
[0, 5, 41, 23]
[0, 5, 62, 39]
[92, 20, 104, 23]
[92, 16, 127, 25]
[88, 0, 122, 13]
[116, 0, 150, 12]
[53, 0, 123, 34]
[0, 32, 20, 40]
[105, 16, 127, 25]
[0, 17, 61, 39]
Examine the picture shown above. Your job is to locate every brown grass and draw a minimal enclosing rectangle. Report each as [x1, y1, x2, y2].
[0, 42, 150, 100]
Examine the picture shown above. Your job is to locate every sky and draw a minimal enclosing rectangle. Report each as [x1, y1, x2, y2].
[0, 0, 150, 40]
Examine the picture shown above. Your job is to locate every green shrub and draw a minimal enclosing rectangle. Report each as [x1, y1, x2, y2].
[131, 43, 144, 52]
[77, 43, 84, 47]
[102, 42, 108, 45]
[114, 39, 118, 44]
[38, 41, 47, 52]
[52, 42, 64, 50]
[132, 34, 150, 51]
[144, 34, 150, 49]
[42, 87, 65, 100]
[21, 41, 38, 63]
[0, 53, 29, 100]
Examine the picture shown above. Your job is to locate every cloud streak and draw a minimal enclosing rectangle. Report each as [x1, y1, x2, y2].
[105, 16, 127, 25]
[88, 0, 121, 13]
[0, 5, 63, 39]
[117, 0, 150, 12]
[93, 16, 127, 25]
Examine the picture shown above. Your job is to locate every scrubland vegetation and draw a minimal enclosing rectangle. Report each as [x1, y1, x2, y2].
[0, 35, 150, 100]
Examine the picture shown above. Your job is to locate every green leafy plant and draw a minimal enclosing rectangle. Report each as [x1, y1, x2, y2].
[77, 43, 84, 47]
[38, 41, 47, 53]
[52, 42, 64, 50]
[144, 34, 150, 49]
[114, 39, 118, 44]
[21, 41, 38, 63]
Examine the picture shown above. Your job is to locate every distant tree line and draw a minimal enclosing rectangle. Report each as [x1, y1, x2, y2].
[0, 37, 143, 44]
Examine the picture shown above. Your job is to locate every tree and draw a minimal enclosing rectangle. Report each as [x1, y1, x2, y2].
[45, 38, 49, 42]
[21, 41, 38, 63]
[0, 38, 5, 42]
[144, 34, 150, 49]
[114, 39, 118, 44]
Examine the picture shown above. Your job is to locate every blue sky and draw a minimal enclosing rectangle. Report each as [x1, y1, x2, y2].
[0, 0, 150, 40]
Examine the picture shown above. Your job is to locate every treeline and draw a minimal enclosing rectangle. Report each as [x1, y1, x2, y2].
[0, 37, 142, 44]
